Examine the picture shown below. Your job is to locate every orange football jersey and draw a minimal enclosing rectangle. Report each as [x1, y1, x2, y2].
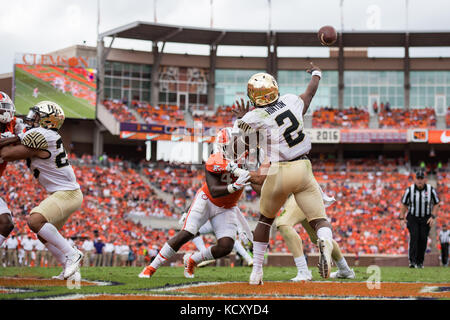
[0, 118, 18, 177]
[200, 152, 243, 208]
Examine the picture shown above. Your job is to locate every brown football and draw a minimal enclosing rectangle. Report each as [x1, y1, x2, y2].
[318, 25, 337, 46]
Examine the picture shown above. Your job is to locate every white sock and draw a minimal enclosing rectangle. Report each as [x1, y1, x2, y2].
[294, 255, 308, 273]
[45, 242, 66, 266]
[233, 241, 253, 264]
[252, 241, 268, 273]
[37, 223, 76, 257]
[317, 227, 333, 241]
[0, 234, 5, 246]
[335, 257, 350, 271]
[150, 243, 176, 269]
[192, 236, 207, 251]
[191, 246, 214, 264]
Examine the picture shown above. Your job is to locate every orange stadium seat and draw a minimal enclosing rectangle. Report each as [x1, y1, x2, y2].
[312, 107, 370, 128]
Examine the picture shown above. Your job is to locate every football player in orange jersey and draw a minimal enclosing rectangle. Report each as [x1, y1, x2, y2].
[0, 91, 26, 247]
[139, 127, 253, 279]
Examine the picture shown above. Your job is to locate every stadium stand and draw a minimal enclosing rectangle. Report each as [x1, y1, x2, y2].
[132, 101, 186, 126]
[192, 105, 236, 127]
[1, 155, 448, 267]
[102, 99, 138, 123]
[312, 107, 370, 128]
[378, 107, 437, 128]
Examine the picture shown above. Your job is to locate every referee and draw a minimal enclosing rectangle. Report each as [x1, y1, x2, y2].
[400, 170, 440, 268]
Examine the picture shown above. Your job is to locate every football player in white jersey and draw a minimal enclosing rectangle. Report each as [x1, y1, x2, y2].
[0, 101, 83, 280]
[232, 63, 337, 285]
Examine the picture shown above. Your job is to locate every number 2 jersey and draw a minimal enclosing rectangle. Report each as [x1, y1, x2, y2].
[20, 127, 80, 193]
[200, 152, 243, 209]
[233, 94, 311, 162]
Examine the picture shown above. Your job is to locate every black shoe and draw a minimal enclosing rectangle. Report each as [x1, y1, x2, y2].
[409, 263, 416, 268]
[416, 264, 424, 269]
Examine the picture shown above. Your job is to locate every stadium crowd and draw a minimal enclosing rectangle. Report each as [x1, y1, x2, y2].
[312, 107, 370, 128]
[378, 107, 437, 128]
[103, 99, 445, 132]
[1, 154, 447, 268]
[102, 100, 138, 123]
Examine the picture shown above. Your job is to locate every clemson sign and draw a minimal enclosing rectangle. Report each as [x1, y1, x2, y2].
[428, 130, 450, 144]
[16, 53, 90, 68]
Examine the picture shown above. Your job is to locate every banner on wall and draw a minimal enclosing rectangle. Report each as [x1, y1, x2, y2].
[304, 129, 340, 143]
[340, 129, 408, 143]
[428, 130, 450, 144]
[409, 129, 428, 143]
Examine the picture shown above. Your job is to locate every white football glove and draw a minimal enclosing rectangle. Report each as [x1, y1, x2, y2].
[226, 161, 249, 177]
[0, 132, 14, 139]
[14, 118, 27, 135]
[227, 171, 251, 193]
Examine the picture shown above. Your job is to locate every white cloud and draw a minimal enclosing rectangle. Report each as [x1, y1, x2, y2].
[1, 0, 450, 74]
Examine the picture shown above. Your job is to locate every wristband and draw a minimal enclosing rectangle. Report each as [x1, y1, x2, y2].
[227, 184, 237, 194]
[312, 70, 322, 79]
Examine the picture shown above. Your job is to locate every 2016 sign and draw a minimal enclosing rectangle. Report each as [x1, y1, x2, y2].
[304, 129, 340, 143]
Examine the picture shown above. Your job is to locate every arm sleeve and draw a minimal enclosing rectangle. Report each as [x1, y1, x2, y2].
[401, 187, 410, 205]
[431, 187, 440, 204]
[21, 130, 49, 150]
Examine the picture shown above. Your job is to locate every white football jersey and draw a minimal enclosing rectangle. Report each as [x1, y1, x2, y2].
[20, 127, 80, 193]
[233, 94, 311, 162]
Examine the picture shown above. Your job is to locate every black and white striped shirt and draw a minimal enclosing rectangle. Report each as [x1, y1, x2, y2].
[401, 184, 440, 218]
[440, 230, 450, 244]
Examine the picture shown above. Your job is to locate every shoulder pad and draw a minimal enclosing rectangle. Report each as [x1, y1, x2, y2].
[22, 128, 49, 150]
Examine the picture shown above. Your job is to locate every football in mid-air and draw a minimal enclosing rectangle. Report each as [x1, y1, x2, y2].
[318, 25, 337, 46]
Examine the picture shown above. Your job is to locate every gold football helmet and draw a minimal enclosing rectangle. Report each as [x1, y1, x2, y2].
[25, 101, 65, 130]
[247, 72, 279, 107]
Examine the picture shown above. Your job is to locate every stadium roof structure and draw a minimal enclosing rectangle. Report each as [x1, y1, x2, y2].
[100, 21, 450, 47]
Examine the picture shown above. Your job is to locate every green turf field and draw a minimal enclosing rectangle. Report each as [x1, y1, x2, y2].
[14, 66, 96, 119]
[1, 266, 449, 300]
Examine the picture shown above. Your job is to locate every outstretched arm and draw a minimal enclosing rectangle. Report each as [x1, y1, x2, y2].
[300, 62, 321, 115]
[1, 144, 49, 162]
[0, 136, 20, 150]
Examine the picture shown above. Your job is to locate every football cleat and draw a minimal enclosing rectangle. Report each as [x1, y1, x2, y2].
[330, 268, 355, 279]
[183, 253, 196, 279]
[249, 270, 264, 285]
[139, 266, 156, 278]
[52, 269, 65, 280]
[291, 269, 312, 282]
[53, 269, 81, 281]
[197, 259, 215, 268]
[64, 249, 83, 279]
[317, 238, 333, 279]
